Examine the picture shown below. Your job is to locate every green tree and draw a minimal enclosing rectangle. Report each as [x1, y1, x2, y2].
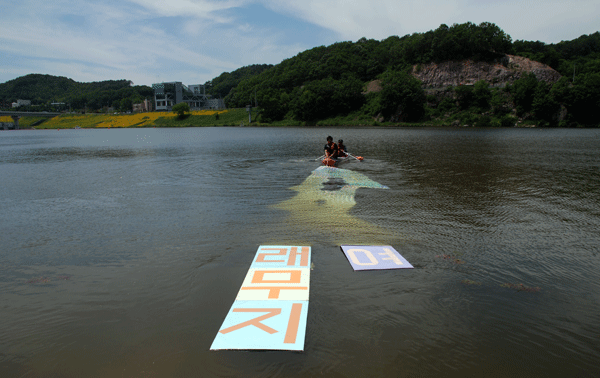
[71, 95, 87, 111]
[568, 73, 600, 125]
[491, 88, 511, 115]
[455, 85, 475, 110]
[119, 97, 133, 112]
[438, 96, 456, 113]
[531, 81, 559, 125]
[473, 80, 492, 110]
[172, 102, 190, 118]
[510, 73, 539, 115]
[378, 69, 426, 122]
[259, 90, 289, 122]
[290, 76, 364, 122]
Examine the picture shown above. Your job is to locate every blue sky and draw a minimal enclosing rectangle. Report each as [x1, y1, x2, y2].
[0, 0, 598, 86]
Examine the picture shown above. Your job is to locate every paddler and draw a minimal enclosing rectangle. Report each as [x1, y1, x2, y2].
[337, 139, 347, 157]
[324, 136, 338, 159]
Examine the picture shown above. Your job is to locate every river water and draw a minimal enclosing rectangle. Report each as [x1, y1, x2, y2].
[1, 127, 599, 377]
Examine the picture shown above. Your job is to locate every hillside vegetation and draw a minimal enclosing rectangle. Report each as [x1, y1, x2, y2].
[204, 64, 273, 99]
[223, 23, 599, 127]
[2, 22, 599, 127]
[0, 75, 154, 112]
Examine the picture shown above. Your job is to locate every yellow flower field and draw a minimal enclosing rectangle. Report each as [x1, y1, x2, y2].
[40, 110, 229, 128]
[93, 112, 175, 128]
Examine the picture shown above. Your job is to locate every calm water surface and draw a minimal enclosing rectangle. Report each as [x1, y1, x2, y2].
[1, 127, 599, 377]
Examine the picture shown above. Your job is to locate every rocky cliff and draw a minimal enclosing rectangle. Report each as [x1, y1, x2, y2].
[411, 54, 561, 88]
[364, 55, 561, 94]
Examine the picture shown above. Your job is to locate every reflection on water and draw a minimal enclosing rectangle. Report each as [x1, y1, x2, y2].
[1, 127, 599, 377]
[24, 146, 159, 162]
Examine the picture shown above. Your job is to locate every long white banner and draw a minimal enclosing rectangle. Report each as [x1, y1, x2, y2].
[210, 246, 311, 351]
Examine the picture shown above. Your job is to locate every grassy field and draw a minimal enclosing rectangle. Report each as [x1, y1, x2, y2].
[1, 116, 49, 128]
[17, 109, 258, 129]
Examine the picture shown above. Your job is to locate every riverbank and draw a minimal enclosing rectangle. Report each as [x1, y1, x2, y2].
[18, 109, 252, 129]
[17, 110, 392, 129]
[5, 109, 589, 129]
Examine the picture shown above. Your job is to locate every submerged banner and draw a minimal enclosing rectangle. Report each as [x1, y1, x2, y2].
[210, 246, 311, 351]
[340, 245, 413, 271]
[272, 166, 390, 245]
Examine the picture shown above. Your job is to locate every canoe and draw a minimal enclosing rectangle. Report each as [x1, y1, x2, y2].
[322, 155, 351, 167]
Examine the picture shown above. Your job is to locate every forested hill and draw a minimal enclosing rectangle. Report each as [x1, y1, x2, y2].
[0, 67, 272, 113]
[514, 32, 600, 77]
[0, 74, 153, 112]
[2, 23, 599, 126]
[223, 23, 600, 127]
[204, 64, 273, 99]
[225, 22, 515, 107]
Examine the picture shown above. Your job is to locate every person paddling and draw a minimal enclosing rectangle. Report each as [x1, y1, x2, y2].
[324, 136, 338, 159]
[337, 139, 347, 157]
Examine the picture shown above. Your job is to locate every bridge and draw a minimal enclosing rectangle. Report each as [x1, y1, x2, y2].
[0, 111, 61, 129]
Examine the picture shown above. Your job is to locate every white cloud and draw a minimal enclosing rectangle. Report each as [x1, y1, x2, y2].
[127, 0, 245, 22]
[0, 0, 597, 85]
[261, 0, 599, 43]
[238, 23, 254, 33]
[0, 0, 258, 84]
[458, 0, 600, 42]
[262, 0, 463, 40]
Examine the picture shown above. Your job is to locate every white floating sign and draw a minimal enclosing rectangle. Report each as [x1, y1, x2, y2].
[340, 245, 413, 271]
[211, 246, 311, 351]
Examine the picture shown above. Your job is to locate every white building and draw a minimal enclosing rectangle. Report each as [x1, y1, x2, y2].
[206, 98, 226, 109]
[12, 99, 31, 108]
[152, 82, 225, 111]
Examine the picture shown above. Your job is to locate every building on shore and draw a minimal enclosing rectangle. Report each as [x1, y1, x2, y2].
[206, 98, 226, 109]
[132, 99, 153, 113]
[12, 99, 31, 108]
[152, 82, 226, 111]
[51, 102, 67, 111]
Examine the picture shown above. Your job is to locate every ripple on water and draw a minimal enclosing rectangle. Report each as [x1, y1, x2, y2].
[2, 128, 600, 377]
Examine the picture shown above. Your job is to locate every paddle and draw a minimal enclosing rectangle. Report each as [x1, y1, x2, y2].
[314, 154, 326, 161]
[347, 153, 364, 161]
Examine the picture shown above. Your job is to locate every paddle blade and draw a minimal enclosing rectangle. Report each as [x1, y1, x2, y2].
[357, 156, 364, 161]
[322, 158, 336, 167]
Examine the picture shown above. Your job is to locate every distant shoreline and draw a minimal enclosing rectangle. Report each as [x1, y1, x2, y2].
[3, 109, 596, 129]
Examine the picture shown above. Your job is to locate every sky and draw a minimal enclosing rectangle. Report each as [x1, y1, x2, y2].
[0, 0, 598, 86]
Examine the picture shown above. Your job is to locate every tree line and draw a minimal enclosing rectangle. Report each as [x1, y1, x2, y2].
[0, 74, 153, 112]
[221, 24, 599, 126]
